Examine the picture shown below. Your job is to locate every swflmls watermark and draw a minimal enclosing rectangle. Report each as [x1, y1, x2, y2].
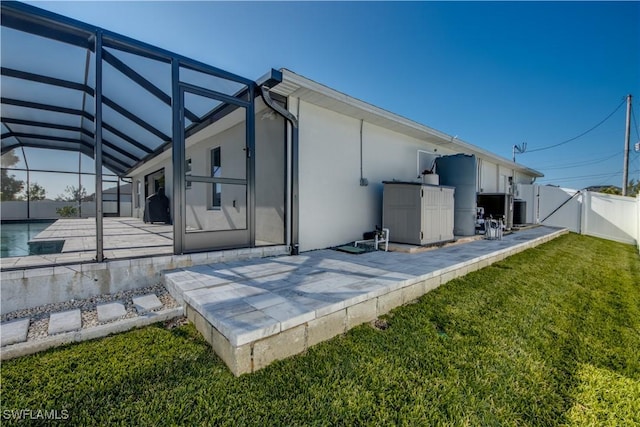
[2, 409, 69, 421]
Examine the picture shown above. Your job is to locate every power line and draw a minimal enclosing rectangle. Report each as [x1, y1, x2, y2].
[533, 151, 622, 171]
[537, 171, 625, 183]
[526, 98, 627, 153]
[538, 167, 640, 191]
[528, 149, 624, 168]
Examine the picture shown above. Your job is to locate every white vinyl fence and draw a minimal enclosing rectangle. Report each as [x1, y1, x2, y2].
[517, 184, 639, 249]
[582, 192, 638, 245]
[1, 201, 132, 220]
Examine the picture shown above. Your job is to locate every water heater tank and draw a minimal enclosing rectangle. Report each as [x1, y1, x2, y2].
[435, 154, 477, 236]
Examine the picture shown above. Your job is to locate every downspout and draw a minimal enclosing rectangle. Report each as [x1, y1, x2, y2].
[259, 85, 300, 255]
[360, 120, 368, 186]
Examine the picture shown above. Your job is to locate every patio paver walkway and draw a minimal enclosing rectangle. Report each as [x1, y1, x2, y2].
[165, 225, 568, 376]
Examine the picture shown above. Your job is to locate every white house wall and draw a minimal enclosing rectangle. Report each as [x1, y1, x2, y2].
[480, 161, 535, 195]
[255, 108, 286, 244]
[480, 160, 498, 193]
[296, 100, 458, 252]
[498, 164, 513, 193]
[514, 171, 533, 185]
[185, 122, 247, 232]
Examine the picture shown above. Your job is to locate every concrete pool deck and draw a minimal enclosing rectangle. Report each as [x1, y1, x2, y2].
[164, 225, 568, 376]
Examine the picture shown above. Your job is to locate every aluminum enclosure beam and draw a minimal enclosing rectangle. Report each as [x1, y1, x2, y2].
[101, 96, 170, 142]
[171, 59, 184, 254]
[1, 117, 93, 136]
[1, 1, 254, 87]
[1, 97, 94, 121]
[101, 49, 200, 123]
[1, 67, 94, 95]
[94, 31, 104, 262]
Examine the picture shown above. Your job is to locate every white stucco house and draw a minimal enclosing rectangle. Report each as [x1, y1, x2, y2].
[127, 69, 543, 254]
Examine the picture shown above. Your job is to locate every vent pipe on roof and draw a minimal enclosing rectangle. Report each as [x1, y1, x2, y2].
[259, 85, 300, 255]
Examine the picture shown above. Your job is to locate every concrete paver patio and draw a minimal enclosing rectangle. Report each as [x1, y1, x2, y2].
[1, 217, 173, 270]
[165, 225, 568, 376]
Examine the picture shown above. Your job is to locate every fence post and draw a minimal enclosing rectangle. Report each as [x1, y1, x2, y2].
[581, 191, 590, 236]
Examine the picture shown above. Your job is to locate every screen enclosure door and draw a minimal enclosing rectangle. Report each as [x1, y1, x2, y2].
[179, 83, 252, 252]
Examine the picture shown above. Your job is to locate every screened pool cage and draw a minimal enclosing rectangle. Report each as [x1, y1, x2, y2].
[1, 2, 290, 266]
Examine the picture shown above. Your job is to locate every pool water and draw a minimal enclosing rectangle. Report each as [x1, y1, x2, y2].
[0, 221, 55, 258]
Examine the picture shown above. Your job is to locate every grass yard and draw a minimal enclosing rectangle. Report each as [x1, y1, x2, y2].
[1, 233, 639, 426]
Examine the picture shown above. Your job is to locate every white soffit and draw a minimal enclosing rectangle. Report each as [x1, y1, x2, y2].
[272, 69, 543, 178]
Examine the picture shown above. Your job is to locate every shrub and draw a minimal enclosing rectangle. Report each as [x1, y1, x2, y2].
[56, 205, 78, 217]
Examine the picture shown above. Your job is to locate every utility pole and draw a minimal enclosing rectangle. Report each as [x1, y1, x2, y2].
[622, 94, 632, 196]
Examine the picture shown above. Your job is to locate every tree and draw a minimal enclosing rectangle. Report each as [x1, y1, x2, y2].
[600, 186, 621, 195]
[1, 151, 24, 201]
[626, 179, 640, 197]
[25, 182, 47, 201]
[592, 180, 639, 197]
[56, 205, 78, 217]
[56, 185, 89, 202]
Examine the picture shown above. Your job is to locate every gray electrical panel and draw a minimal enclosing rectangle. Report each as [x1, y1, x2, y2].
[382, 182, 455, 245]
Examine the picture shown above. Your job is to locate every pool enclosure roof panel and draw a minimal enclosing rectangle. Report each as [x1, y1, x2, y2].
[0, 1, 261, 176]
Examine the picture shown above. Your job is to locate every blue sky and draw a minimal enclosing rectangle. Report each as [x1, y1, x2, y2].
[22, 1, 640, 191]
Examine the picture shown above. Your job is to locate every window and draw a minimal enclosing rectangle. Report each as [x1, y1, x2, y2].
[135, 180, 141, 208]
[185, 158, 192, 189]
[211, 147, 221, 209]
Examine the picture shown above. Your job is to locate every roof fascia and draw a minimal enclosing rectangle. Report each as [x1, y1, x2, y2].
[279, 69, 543, 178]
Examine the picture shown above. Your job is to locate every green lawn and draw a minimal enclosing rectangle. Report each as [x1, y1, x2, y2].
[2, 233, 639, 426]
